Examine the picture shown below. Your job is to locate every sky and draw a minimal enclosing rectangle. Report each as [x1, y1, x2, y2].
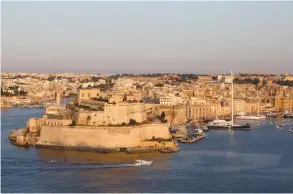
[1, 1, 293, 74]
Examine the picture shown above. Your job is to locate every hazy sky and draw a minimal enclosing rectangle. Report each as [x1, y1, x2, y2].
[2, 1, 293, 74]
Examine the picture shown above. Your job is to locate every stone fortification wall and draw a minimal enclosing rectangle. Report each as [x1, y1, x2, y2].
[73, 102, 147, 126]
[36, 124, 171, 148]
[156, 106, 187, 125]
[104, 103, 147, 125]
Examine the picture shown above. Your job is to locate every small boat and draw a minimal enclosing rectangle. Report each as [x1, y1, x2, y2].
[134, 160, 153, 166]
[289, 129, 293, 133]
[160, 149, 173, 153]
[283, 112, 293, 118]
[178, 135, 205, 143]
[266, 112, 281, 118]
[178, 136, 197, 143]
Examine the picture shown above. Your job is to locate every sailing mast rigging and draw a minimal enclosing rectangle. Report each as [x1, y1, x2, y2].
[231, 71, 234, 126]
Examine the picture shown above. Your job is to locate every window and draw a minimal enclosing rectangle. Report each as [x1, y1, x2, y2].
[88, 93, 90, 97]
[82, 93, 84, 97]
[97, 93, 99, 97]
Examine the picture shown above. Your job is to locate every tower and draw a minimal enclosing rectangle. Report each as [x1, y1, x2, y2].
[56, 91, 61, 106]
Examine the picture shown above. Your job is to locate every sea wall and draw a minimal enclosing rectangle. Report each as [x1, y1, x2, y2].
[36, 124, 172, 149]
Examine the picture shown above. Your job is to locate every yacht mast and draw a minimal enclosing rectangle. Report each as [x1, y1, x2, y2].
[231, 71, 234, 126]
[257, 89, 260, 115]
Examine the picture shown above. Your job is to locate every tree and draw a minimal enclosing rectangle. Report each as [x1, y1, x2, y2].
[160, 111, 168, 123]
[129, 119, 136, 125]
[276, 80, 293, 87]
[154, 83, 164, 87]
[71, 121, 76, 126]
[161, 111, 166, 120]
[233, 78, 240, 84]
[252, 78, 260, 86]
[47, 76, 56, 81]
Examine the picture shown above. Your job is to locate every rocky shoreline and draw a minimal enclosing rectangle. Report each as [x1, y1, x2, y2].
[8, 128, 180, 154]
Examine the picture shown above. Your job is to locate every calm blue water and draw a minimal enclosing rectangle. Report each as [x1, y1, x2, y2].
[1, 108, 293, 193]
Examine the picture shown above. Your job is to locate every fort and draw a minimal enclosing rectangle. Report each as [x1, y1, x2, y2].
[8, 88, 179, 153]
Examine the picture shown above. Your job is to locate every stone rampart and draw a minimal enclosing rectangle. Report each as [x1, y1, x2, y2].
[36, 124, 171, 149]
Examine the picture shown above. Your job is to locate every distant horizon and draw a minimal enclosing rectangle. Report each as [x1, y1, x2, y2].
[2, 2, 293, 73]
[1, 71, 290, 76]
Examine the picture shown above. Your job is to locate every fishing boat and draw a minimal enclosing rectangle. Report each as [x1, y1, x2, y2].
[134, 160, 153, 166]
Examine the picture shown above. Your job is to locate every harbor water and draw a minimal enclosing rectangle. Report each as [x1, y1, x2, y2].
[1, 108, 293, 192]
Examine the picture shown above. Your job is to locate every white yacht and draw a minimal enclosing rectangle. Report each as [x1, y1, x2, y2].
[134, 160, 153, 166]
[207, 119, 232, 129]
[236, 115, 266, 120]
[207, 119, 250, 129]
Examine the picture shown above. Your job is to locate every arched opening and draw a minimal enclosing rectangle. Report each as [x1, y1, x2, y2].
[87, 116, 92, 125]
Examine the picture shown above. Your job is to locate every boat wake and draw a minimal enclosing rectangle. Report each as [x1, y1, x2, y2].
[2, 157, 135, 170]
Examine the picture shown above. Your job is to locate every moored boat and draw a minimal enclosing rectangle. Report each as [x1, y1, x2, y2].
[236, 115, 266, 120]
[207, 119, 250, 130]
[266, 111, 281, 118]
[283, 112, 293, 118]
[178, 134, 206, 143]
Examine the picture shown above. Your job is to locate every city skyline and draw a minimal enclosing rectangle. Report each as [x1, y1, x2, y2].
[2, 1, 293, 74]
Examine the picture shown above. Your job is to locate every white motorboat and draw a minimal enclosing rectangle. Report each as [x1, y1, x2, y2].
[134, 160, 153, 166]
